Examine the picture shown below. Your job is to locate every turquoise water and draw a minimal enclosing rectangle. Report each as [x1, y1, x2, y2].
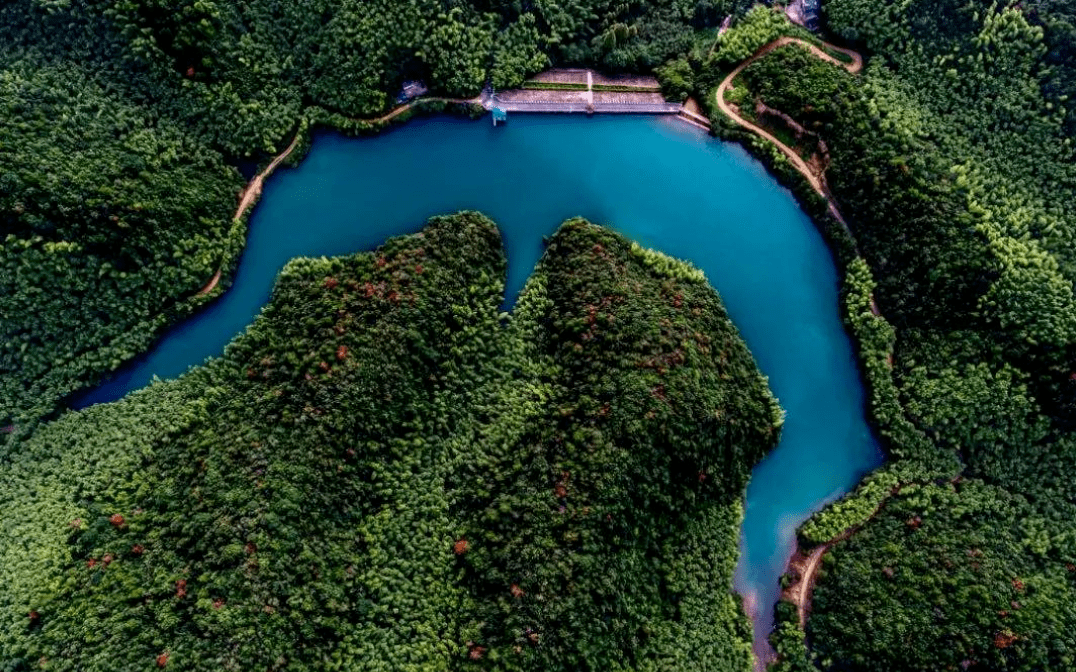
[72, 115, 883, 656]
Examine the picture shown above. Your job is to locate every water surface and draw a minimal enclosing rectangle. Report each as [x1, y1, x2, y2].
[73, 115, 883, 658]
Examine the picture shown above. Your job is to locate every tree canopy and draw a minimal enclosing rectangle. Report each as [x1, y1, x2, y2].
[0, 213, 780, 672]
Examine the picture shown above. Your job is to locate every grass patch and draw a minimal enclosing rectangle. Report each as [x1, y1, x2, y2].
[824, 47, 855, 65]
[520, 81, 662, 93]
[521, 81, 587, 91]
[592, 84, 662, 93]
[723, 79, 751, 108]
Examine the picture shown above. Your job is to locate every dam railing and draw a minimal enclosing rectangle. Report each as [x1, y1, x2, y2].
[491, 100, 683, 114]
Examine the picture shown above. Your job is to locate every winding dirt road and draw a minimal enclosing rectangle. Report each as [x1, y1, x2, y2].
[233, 133, 303, 223]
[788, 511, 876, 631]
[790, 539, 839, 628]
[194, 131, 304, 296]
[716, 37, 862, 221]
[787, 476, 931, 630]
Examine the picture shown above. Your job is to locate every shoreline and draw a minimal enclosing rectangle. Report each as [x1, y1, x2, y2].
[195, 86, 714, 298]
[709, 37, 881, 669]
[715, 37, 863, 233]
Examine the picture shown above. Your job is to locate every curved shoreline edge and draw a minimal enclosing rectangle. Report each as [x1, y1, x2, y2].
[716, 37, 862, 231]
[702, 34, 968, 672]
[703, 36, 893, 671]
[192, 97, 481, 298]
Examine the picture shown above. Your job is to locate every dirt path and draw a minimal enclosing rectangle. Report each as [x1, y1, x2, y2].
[234, 132, 304, 223]
[785, 476, 937, 629]
[786, 515, 871, 630]
[194, 132, 304, 296]
[195, 267, 222, 296]
[788, 537, 844, 628]
[716, 37, 862, 224]
[193, 130, 305, 296]
[795, 546, 826, 627]
[367, 96, 479, 125]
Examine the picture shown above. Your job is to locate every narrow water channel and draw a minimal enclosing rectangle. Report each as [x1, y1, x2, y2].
[71, 114, 884, 658]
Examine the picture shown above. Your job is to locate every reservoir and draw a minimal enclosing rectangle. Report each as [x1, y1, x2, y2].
[72, 114, 884, 656]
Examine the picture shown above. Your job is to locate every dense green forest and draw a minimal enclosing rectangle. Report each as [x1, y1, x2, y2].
[806, 481, 1076, 671]
[670, 2, 1076, 670]
[0, 213, 781, 671]
[6, 0, 1076, 669]
[0, 0, 746, 427]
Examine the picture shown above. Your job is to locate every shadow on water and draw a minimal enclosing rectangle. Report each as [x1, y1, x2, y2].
[69, 114, 884, 656]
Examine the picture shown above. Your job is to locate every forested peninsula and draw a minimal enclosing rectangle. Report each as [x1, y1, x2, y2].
[4, 0, 1076, 670]
[0, 214, 782, 671]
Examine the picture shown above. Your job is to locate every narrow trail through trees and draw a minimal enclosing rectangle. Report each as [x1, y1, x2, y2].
[195, 131, 305, 296]
[788, 529, 853, 628]
[366, 96, 479, 125]
[233, 133, 304, 223]
[195, 268, 222, 296]
[786, 475, 961, 630]
[716, 37, 863, 225]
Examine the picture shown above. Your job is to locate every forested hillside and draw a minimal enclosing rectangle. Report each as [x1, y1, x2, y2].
[6, 0, 1076, 669]
[0, 0, 744, 427]
[679, 2, 1076, 670]
[0, 213, 781, 671]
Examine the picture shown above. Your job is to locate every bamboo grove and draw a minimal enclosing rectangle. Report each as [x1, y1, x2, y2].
[5, 0, 1076, 670]
[0, 214, 782, 671]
